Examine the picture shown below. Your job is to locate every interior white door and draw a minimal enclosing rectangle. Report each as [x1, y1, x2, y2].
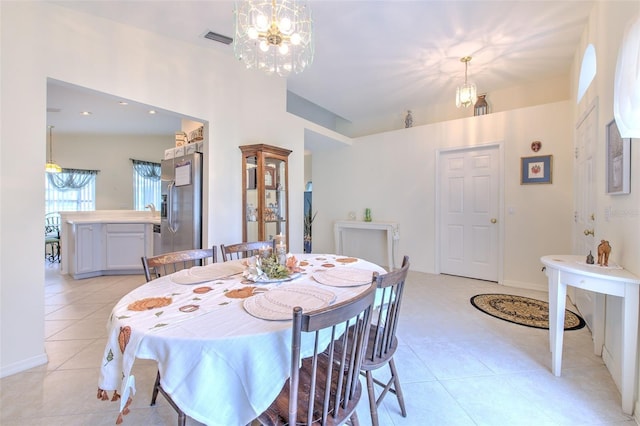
[572, 101, 598, 332]
[439, 146, 499, 281]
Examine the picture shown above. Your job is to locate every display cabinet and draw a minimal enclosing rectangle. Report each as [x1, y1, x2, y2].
[240, 144, 292, 247]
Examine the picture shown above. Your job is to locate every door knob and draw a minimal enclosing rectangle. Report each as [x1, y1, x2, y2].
[584, 229, 594, 236]
[490, 218, 497, 224]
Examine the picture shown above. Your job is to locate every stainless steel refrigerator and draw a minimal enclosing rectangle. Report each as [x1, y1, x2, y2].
[160, 152, 202, 254]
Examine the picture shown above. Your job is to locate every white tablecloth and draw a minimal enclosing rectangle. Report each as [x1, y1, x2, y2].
[98, 254, 385, 426]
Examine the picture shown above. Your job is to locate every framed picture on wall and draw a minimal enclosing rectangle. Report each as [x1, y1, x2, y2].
[521, 155, 553, 184]
[606, 119, 631, 195]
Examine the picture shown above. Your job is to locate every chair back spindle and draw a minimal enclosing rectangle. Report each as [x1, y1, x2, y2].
[259, 282, 377, 426]
[361, 255, 410, 426]
[220, 240, 275, 261]
[141, 247, 218, 282]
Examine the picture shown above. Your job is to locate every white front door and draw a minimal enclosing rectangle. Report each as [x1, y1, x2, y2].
[573, 100, 598, 332]
[439, 145, 500, 281]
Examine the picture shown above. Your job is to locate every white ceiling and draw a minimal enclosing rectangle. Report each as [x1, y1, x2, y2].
[47, 0, 596, 135]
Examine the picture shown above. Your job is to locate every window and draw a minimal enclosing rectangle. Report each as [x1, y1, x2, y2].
[577, 44, 596, 103]
[132, 159, 161, 211]
[45, 169, 97, 213]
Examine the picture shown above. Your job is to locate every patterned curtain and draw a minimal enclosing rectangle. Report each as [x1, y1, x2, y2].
[132, 159, 161, 181]
[47, 168, 98, 190]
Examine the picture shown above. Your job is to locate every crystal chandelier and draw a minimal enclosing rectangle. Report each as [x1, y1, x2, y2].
[234, 0, 314, 77]
[456, 56, 477, 108]
[45, 125, 62, 173]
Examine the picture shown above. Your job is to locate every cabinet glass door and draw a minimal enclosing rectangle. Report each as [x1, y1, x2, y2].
[240, 144, 291, 247]
[263, 157, 286, 241]
[245, 155, 259, 242]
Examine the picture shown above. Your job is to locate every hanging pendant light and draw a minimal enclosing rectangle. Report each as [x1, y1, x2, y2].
[456, 56, 478, 108]
[234, 0, 314, 77]
[45, 125, 62, 174]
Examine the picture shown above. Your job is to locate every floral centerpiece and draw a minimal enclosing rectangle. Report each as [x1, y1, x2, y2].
[243, 254, 302, 282]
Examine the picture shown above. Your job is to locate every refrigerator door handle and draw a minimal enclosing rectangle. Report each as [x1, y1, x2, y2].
[167, 181, 177, 233]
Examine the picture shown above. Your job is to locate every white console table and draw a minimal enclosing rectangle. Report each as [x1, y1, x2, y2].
[334, 221, 398, 270]
[541, 255, 640, 415]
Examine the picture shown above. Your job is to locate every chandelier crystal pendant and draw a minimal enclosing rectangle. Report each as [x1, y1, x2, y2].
[456, 56, 478, 108]
[45, 125, 62, 173]
[234, 0, 314, 77]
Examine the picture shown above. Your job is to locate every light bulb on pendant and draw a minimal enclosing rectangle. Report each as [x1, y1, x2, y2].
[255, 14, 269, 31]
[456, 56, 477, 108]
[279, 17, 292, 33]
[279, 43, 289, 55]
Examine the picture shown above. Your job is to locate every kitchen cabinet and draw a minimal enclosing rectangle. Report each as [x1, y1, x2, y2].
[62, 215, 155, 279]
[73, 223, 103, 275]
[105, 223, 149, 270]
[240, 144, 292, 247]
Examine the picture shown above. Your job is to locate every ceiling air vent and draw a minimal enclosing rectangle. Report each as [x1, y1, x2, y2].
[204, 31, 233, 45]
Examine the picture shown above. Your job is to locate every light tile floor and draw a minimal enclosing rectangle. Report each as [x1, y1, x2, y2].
[0, 263, 637, 426]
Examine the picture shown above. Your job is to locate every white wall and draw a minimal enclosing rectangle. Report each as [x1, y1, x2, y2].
[54, 133, 174, 210]
[0, 2, 306, 376]
[569, 1, 640, 414]
[312, 101, 573, 287]
[341, 74, 572, 138]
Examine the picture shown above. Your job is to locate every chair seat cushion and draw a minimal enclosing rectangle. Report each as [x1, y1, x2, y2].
[258, 353, 362, 426]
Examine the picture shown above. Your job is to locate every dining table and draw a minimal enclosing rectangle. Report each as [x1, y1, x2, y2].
[97, 253, 386, 426]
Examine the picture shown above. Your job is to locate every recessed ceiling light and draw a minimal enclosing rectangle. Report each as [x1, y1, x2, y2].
[148, 110, 157, 114]
[119, 101, 129, 106]
[81, 111, 92, 115]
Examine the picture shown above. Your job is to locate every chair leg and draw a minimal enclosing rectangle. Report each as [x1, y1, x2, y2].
[348, 411, 360, 426]
[151, 370, 187, 426]
[365, 370, 380, 426]
[388, 358, 407, 417]
[150, 370, 161, 406]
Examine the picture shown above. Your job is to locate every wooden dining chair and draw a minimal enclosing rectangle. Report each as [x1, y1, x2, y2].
[362, 255, 410, 426]
[141, 246, 218, 282]
[220, 240, 275, 261]
[140, 246, 217, 426]
[257, 282, 377, 426]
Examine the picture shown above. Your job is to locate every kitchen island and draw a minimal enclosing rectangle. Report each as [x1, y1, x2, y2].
[60, 211, 159, 279]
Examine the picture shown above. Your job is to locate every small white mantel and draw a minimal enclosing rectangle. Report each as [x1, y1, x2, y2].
[334, 220, 399, 270]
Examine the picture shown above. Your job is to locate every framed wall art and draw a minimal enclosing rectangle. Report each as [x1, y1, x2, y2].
[521, 155, 553, 184]
[606, 119, 631, 195]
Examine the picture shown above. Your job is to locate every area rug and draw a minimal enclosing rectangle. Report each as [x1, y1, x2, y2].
[470, 294, 586, 331]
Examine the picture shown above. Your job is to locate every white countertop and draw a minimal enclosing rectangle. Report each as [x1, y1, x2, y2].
[60, 210, 160, 225]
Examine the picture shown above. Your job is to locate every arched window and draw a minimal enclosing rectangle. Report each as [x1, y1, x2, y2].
[577, 44, 596, 103]
[614, 16, 640, 138]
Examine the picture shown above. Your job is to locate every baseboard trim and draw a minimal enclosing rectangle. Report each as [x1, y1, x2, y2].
[0, 352, 48, 378]
[500, 279, 547, 293]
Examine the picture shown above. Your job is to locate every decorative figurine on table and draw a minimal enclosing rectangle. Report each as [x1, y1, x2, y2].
[586, 251, 595, 265]
[597, 240, 612, 266]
